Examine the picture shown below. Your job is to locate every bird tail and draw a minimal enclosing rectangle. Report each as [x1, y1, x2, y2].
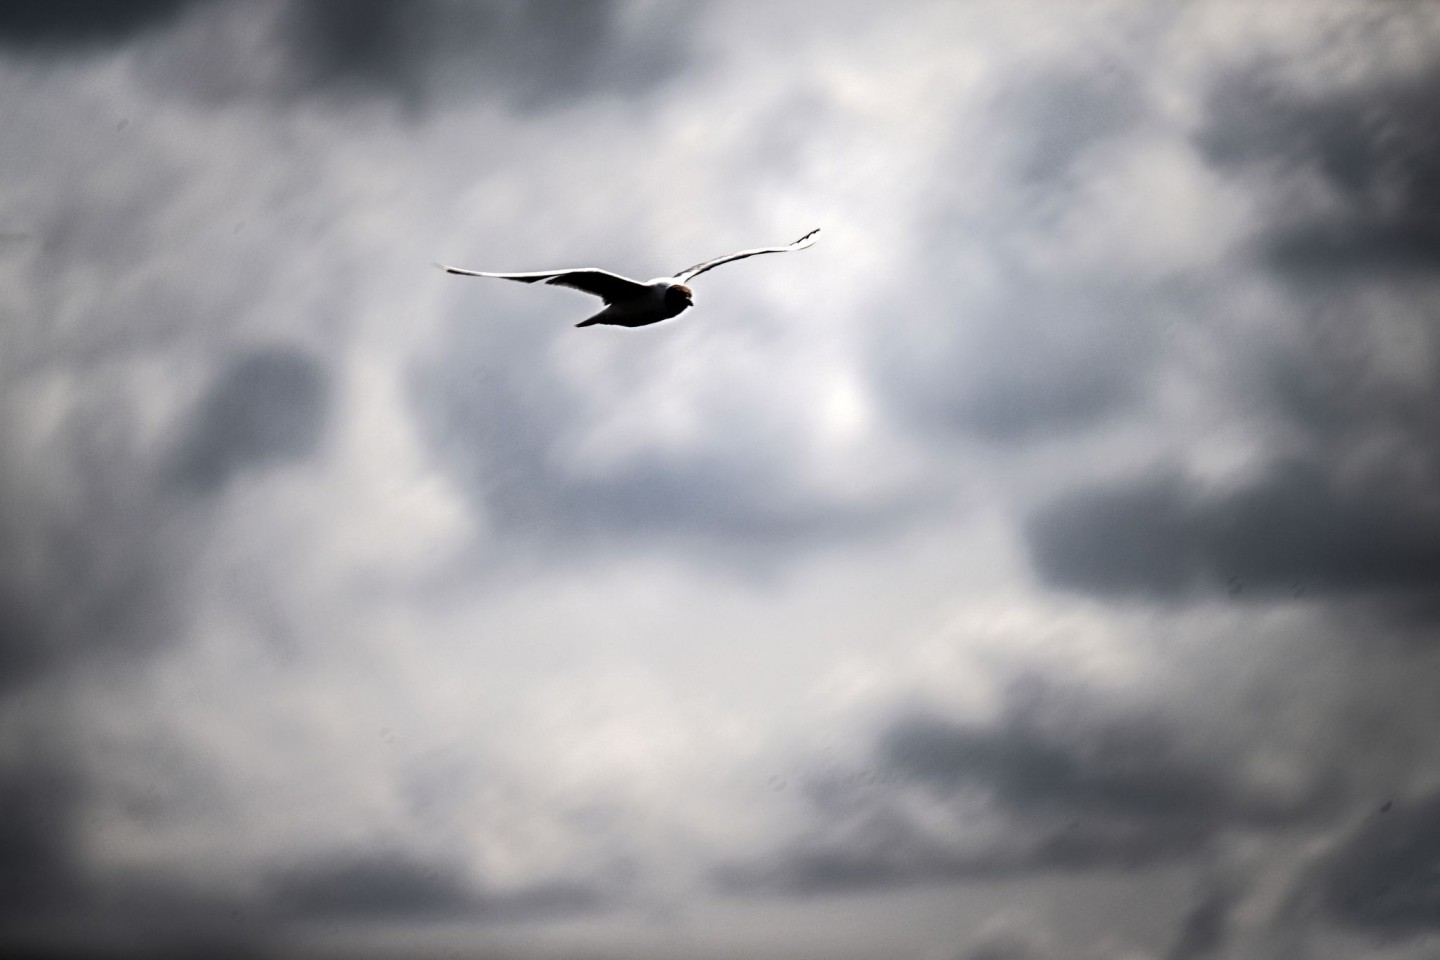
[576, 311, 606, 328]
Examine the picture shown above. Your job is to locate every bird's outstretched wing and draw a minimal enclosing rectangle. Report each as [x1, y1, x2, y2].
[434, 264, 650, 303]
[670, 228, 820, 283]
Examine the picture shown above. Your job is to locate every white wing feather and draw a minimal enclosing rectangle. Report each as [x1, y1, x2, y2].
[434, 264, 650, 303]
[670, 228, 820, 283]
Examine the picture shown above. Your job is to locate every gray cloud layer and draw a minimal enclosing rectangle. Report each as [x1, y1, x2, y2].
[1026, 462, 1440, 603]
[0, 0, 202, 50]
[1316, 793, 1440, 937]
[5, 5, 1440, 960]
[172, 347, 331, 494]
[871, 57, 1165, 444]
[1025, 51, 1440, 620]
[283, 0, 696, 109]
[722, 677, 1325, 896]
[117, 0, 702, 112]
[1198, 62, 1440, 281]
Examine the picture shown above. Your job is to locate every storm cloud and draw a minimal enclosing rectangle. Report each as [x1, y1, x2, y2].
[1166, 886, 1236, 960]
[0, 0, 202, 50]
[1023, 54, 1440, 613]
[0, 761, 83, 920]
[5, 4, 1440, 960]
[1199, 61, 1440, 281]
[1025, 461, 1440, 604]
[173, 347, 331, 494]
[721, 677, 1323, 896]
[1315, 793, 1440, 939]
[262, 852, 602, 921]
[282, 0, 696, 108]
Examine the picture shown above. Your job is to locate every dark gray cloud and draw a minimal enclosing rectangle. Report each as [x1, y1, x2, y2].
[1005, 59, 1148, 187]
[1022, 54, 1440, 613]
[0, 0, 697, 112]
[1025, 461, 1440, 604]
[1199, 61, 1440, 508]
[283, 0, 695, 109]
[1315, 793, 1440, 939]
[11, 0, 704, 115]
[880, 711, 1222, 824]
[0, 586, 52, 693]
[1198, 62, 1440, 280]
[0, 434, 185, 696]
[1166, 886, 1234, 960]
[113, 0, 693, 112]
[265, 853, 477, 919]
[0, 846, 606, 957]
[0, 761, 83, 921]
[721, 680, 1318, 895]
[284, 0, 431, 99]
[1025, 469, 1195, 600]
[172, 347, 331, 494]
[0, 0, 203, 51]
[961, 930, 1052, 960]
[262, 851, 608, 926]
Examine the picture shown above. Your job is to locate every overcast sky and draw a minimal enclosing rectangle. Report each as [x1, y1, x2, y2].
[4, 3, 1440, 958]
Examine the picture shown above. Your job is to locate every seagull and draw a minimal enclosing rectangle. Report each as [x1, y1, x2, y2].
[436, 228, 819, 328]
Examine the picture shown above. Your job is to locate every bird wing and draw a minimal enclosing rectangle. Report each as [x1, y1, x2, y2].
[670, 228, 820, 283]
[434, 264, 650, 303]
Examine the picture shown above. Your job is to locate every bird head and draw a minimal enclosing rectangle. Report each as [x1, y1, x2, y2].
[665, 284, 694, 313]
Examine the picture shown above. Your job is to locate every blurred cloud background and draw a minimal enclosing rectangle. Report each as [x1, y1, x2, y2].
[3, 2, 1440, 958]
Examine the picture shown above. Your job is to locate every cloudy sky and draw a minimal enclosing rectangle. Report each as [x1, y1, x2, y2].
[4, 2, 1440, 958]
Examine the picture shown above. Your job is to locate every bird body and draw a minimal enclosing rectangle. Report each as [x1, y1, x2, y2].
[575, 280, 693, 328]
[437, 229, 818, 328]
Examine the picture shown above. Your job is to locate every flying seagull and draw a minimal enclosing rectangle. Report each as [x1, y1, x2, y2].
[436, 228, 819, 328]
